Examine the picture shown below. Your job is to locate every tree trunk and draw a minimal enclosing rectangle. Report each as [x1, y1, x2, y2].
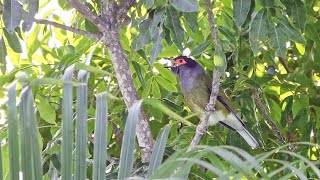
[103, 30, 154, 162]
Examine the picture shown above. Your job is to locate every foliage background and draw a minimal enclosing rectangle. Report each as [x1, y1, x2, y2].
[0, 0, 320, 179]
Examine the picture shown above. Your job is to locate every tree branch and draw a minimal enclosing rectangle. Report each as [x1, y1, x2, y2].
[188, 0, 222, 150]
[34, 19, 102, 41]
[253, 88, 286, 144]
[118, 0, 135, 23]
[98, 0, 108, 17]
[67, 0, 104, 29]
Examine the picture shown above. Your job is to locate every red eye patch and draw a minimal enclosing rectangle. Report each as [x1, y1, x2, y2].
[175, 58, 187, 65]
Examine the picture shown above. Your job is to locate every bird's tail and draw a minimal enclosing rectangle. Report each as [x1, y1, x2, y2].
[237, 128, 259, 148]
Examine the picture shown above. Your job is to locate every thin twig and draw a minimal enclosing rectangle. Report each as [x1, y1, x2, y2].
[278, 57, 291, 73]
[188, 0, 221, 150]
[206, 0, 219, 48]
[35, 19, 102, 40]
[253, 88, 286, 144]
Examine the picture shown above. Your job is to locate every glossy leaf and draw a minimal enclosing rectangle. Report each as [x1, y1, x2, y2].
[169, 0, 199, 12]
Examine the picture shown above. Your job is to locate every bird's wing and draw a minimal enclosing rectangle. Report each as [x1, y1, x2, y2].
[216, 94, 245, 127]
[205, 76, 245, 127]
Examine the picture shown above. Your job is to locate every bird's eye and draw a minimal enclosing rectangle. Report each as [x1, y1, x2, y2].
[179, 59, 183, 63]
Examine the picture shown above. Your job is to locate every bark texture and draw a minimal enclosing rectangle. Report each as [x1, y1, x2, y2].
[103, 30, 153, 160]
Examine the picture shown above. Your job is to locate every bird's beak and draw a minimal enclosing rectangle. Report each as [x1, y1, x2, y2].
[164, 58, 175, 69]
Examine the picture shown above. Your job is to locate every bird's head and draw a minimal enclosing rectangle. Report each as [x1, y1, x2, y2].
[166, 56, 198, 75]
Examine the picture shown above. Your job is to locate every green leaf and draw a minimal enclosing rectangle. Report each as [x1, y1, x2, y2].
[61, 65, 74, 180]
[152, 80, 161, 98]
[147, 124, 172, 177]
[22, 0, 39, 31]
[269, 23, 286, 57]
[26, 26, 40, 60]
[156, 76, 178, 92]
[183, 12, 198, 32]
[0, 38, 7, 63]
[292, 94, 309, 118]
[233, 0, 251, 27]
[214, 46, 227, 72]
[277, 18, 305, 44]
[219, 26, 236, 43]
[132, 61, 146, 88]
[75, 45, 94, 180]
[135, 18, 152, 50]
[36, 95, 56, 124]
[165, 6, 185, 51]
[249, 10, 268, 55]
[154, 63, 177, 84]
[146, 0, 154, 9]
[93, 92, 108, 180]
[268, 99, 281, 123]
[150, 9, 165, 36]
[74, 63, 114, 77]
[169, 0, 199, 12]
[20, 87, 43, 180]
[3, 0, 22, 32]
[150, 32, 164, 65]
[8, 81, 19, 180]
[291, 108, 309, 131]
[118, 100, 142, 179]
[142, 78, 152, 98]
[190, 41, 212, 56]
[144, 98, 195, 127]
[282, 0, 306, 31]
[3, 29, 22, 53]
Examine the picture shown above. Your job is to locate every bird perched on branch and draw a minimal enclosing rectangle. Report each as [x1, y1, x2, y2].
[167, 56, 259, 148]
